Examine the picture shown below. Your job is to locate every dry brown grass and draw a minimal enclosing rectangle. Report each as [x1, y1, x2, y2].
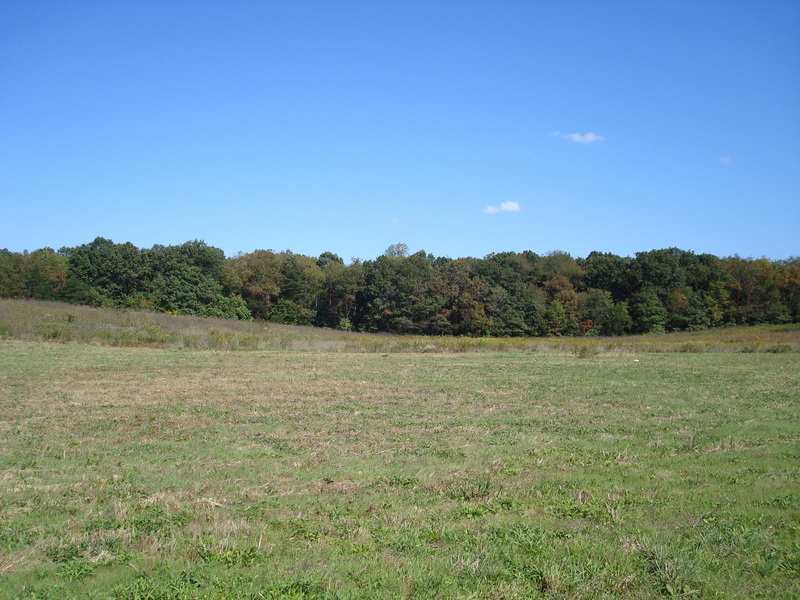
[2, 298, 799, 354]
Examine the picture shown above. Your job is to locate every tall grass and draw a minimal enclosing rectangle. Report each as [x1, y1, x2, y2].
[1, 299, 798, 354]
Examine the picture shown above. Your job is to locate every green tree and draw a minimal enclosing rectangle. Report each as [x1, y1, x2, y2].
[0, 250, 27, 298]
[315, 252, 357, 328]
[582, 251, 633, 302]
[600, 301, 632, 336]
[222, 250, 282, 320]
[630, 248, 691, 302]
[541, 250, 585, 289]
[384, 242, 410, 258]
[628, 290, 668, 334]
[665, 288, 710, 331]
[543, 289, 580, 336]
[65, 237, 143, 305]
[357, 250, 435, 333]
[485, 286, 526, 336]
[579, 289, 633, 336]
[722, 256, 782, 324]
[475, 252, 544, 335]
[429, 258, 489, 335]
[476, 251, 541, 290]
[144, 241, 249, 319]
[272, 253, 323, 325]
[777, 257, 800, 322]
[25, 248, 68, 299]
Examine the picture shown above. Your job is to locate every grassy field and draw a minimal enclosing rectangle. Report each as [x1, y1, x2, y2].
[2, 299, 799, 354]
[0, 302, 799, 599]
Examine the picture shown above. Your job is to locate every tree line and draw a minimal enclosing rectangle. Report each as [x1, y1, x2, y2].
[1, 237, 798, 336]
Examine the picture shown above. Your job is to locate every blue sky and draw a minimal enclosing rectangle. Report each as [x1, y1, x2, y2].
[2, 1, 798, 262]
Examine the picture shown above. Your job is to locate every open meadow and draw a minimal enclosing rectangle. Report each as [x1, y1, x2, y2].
[0, 301, 799, 599]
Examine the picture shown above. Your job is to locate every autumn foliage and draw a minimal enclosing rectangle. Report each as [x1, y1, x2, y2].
[1, 240, 797, 336]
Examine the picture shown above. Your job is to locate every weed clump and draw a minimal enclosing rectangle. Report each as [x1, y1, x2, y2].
[574, 343, 599, 358]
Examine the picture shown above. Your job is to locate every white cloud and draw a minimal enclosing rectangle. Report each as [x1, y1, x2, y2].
[720, 155, 733, 165]
[551, 131, 605, 144]
[484, 201, 521, 214]
[570, 132, 603, 143]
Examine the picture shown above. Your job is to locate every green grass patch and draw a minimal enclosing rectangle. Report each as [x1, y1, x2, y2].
[0, 310, 798, 598]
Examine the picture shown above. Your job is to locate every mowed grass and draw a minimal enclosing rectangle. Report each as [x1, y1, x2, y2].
[0, 340, 798, 597]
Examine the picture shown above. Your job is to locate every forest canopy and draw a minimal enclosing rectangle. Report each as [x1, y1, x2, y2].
[2, 238, 798, 336]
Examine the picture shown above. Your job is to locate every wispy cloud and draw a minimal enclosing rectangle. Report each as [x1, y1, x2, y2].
[484, 201, 521, 214]
[720, 155, 733, 165]
[551, 131, 605, 144]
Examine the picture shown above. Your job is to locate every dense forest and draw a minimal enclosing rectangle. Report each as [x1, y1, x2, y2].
[1, 238, 798, 336]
